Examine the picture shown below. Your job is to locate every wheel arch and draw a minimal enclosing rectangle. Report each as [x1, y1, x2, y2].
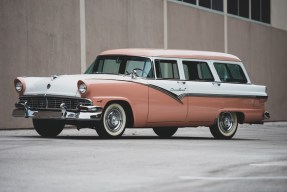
[235, 112, 245, 124]
[104, 100, 134, 128]
[215, 109, 245, 124]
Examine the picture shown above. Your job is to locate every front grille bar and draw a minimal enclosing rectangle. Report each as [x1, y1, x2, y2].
[18, 96, 92, 111]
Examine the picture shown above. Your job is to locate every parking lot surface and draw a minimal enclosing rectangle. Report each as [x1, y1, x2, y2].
[1, 123, 287, 192]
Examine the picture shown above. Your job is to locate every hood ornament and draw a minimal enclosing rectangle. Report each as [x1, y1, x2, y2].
[51, 75, 59, 81]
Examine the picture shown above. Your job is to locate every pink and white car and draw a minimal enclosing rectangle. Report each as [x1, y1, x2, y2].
[13, 49, 269, 139]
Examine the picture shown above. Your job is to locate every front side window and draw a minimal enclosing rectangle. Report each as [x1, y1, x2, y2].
[155, 60, 179, 79]
[214, 63, 247, 83]
[97, 58, 120, 74]
[125, 59, 153, 78]
[85, 56, 154, 78]
[183, 61, 214, 81]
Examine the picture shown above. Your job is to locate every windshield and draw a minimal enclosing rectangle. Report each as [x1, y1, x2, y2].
[85, 56, 154, 78]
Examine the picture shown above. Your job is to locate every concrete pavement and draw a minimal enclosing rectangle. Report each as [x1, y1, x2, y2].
[0, 123, 287, 192]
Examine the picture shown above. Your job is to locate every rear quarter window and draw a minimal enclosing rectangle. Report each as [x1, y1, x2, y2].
[214, 63, 247, 83]
[183, 61, 214, 81]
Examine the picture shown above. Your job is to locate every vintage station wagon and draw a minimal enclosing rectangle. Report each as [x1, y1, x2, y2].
[13, 49, 269, 139]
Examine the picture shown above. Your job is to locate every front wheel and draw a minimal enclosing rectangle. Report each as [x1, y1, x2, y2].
[209, 112, 238, 139]
[96, 103, 127, 138]
[153, 127, 178, 138]
[33, 119, 65, 138]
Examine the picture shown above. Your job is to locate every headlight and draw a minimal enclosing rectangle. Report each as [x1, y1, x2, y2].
[15, 81, 23, 92]
[78, 83, 87, 94]
[14, 79, 25, 94]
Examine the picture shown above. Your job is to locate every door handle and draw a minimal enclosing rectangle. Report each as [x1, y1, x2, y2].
[177, 81, 186, 85]
[212, 82, 221, 86]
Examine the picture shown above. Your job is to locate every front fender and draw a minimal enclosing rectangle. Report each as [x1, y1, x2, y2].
[91, 96, 132, 109]
[80, 79, 149, 127]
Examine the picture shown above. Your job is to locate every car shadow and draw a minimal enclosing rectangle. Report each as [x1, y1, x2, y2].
[12, 135, 260, 141]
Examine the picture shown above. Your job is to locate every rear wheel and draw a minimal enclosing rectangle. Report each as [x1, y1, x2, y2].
[153, 127, 178, 138]
[209, 112, 238, 139]
[33, 119, 65, 138]
[96, 103, 127, 138]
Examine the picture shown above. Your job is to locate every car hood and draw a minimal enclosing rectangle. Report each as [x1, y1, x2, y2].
[22, 74, 138, 97]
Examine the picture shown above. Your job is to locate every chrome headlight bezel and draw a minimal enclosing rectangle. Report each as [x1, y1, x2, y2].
[15, 81, 23, 92]
[78, 83, 87, 94]
[14, 79, 25, 94]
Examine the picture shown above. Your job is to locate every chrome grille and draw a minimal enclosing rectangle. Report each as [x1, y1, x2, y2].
[19, 96, 92, 110]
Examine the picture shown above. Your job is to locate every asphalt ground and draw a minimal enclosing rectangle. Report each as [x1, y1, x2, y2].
[0, 122, 287, 192]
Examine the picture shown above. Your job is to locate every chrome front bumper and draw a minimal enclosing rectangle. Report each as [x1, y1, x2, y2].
[12, 102, 102, 121]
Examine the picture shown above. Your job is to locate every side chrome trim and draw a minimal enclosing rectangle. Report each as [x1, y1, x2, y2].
[187, 93, 268, 99]
[84, 78, 268, 103]
[148, 84, 183, 104]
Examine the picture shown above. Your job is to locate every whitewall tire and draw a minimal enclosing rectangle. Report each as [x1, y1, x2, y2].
[209, 112, 238, 139]
[96, 103, 127, 138]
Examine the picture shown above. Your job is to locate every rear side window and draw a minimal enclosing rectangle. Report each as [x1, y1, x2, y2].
[183, 61, 214, 81]
[214, 63, 247, 83]
[155, 60, 179, 79]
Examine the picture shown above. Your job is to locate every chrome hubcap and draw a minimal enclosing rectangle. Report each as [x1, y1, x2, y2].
[105, 108, 122, 132]
[219, 112, 234, 133]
